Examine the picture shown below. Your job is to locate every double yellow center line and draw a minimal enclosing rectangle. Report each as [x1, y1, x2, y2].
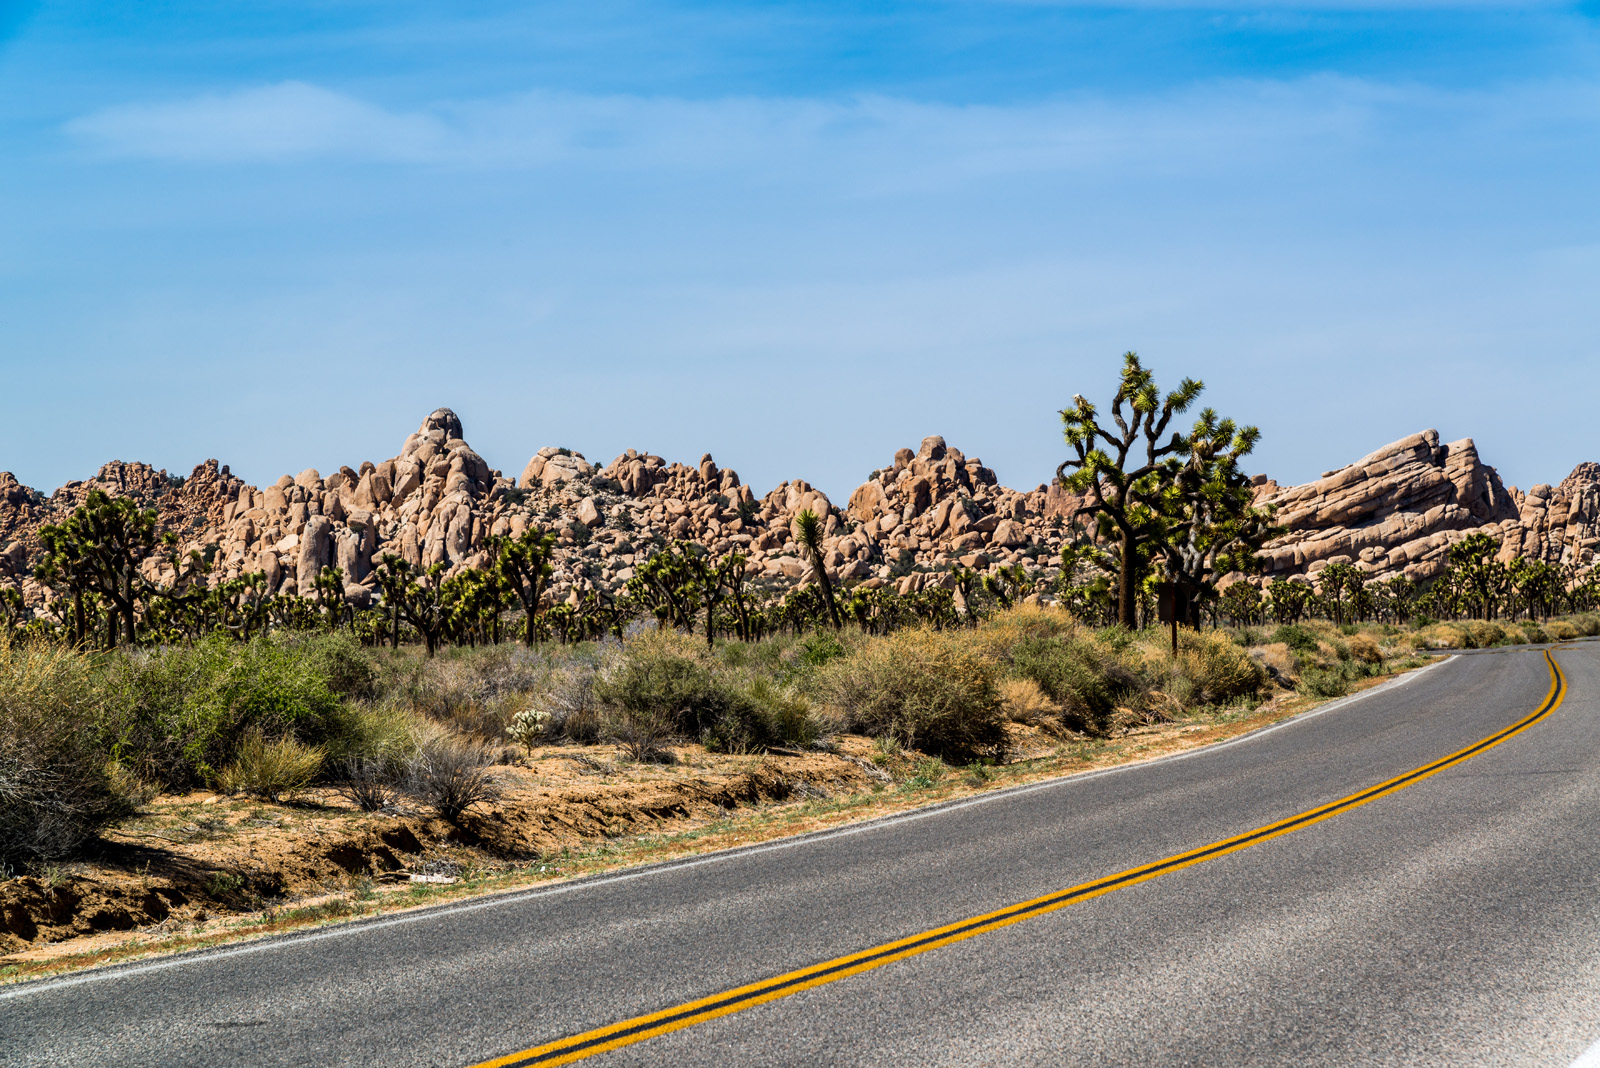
[472, 650, 1567, 1068]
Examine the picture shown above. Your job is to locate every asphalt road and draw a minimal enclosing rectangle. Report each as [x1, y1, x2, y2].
[7, 644, 1600, 1067]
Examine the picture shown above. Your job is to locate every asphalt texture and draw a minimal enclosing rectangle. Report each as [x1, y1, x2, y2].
[7, 644, 1600, 1067]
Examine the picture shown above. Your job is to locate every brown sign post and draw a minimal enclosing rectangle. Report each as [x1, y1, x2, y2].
[1157, 580, 1178, 655]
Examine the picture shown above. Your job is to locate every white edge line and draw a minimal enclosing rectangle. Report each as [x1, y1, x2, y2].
[1572, 1036, 1600, 1067]
[0, 654, 1458, 1000]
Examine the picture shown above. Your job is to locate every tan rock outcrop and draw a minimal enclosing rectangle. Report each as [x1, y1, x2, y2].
[4, 414, 1596, 617]
[1255, 430, 1592, 585]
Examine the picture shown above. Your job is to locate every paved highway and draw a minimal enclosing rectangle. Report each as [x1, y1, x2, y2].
[6, 644, 1600, 1067]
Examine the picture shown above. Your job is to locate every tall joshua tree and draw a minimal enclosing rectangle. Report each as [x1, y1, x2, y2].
[1058, 353, 1202, 629]
[36, 490, 160, 648]
[1158, 407, 1275, 627]
[495, 526, 557, 647]
[794, 509, 842, 629]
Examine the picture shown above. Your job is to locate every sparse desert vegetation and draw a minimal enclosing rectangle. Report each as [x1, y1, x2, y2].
[12, 600, 1594, 978]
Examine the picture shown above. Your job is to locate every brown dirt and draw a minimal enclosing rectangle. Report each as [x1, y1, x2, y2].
[0, 743, 878, 962]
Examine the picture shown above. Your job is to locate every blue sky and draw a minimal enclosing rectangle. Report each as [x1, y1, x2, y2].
[3, 1, 1599, 501]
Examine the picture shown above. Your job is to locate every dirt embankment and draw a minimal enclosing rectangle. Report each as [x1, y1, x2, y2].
[1, 748, 879, 959]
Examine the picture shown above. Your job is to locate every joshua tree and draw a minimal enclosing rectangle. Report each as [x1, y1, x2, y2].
[1058, 353, 1203, 629]
[373, 554, 451, 656]
[495, 526, 557, 647]
[720, 552, 753, 641]
[629, 545, 699, 631]
[1157, 408, 1275, 627]
[1510, 557, 1562, 622]
[36, 490, 161, 648]
[1316, 562, 1361, 625]
[793, 509, 841, 629]
[1267, 577, 1313, 624]
[981, 563, 1031, 610]
[1446, 532, 1508, 620]
[312, 565, 348, 630]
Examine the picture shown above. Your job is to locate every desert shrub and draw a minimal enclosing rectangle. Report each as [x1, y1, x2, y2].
[282, 630, 378, 701]
[1232, 627, 1267, 648]
[1272, 624, 1321, 652]
[998, 677, 1060, 724]
[813, 627, 1005, 760]
[317, 699, 423, 767]
[406, 643, 549, 741]
[1007, 633, 1145, 735]
[107, 635, 346, 788]
[1518, 622, 1548, 644]
[1175, 629, 1267, 705]
[739, 677, 819, 749]
[595, 632, 816, 754]
[217, 731, 323, 802]
[1545, 620, 1580, 641]
[1299, 664, 1352, 698]
[718, 633, 795, 674]
[0, 641, 134, 869]
[1465, 620, 1506, 647]
[596, 640, 719, 734]
[1346, 632, 1383, 665]
[407, 734, 501, 822]
[606, 700, 679, 761]
[510, 662, 605, 747]
[1569, 614, 1600, 636]
[1416, 622, 1473, 649]
[337, 754, 404, 812]
[974, 605, 1081, 651]
[798, 631, 848, 668]
[1251, 642, 1297, 685]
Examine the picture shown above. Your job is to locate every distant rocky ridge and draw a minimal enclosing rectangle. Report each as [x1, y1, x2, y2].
[1253, 430, 1600, 586]
[1, 410, 1596, 616]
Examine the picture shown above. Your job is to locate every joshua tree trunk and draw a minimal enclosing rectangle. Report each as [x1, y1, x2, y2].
[1117, 527, 1138, 630]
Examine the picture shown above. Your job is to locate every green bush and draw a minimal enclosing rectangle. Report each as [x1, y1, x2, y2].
[285, 631, 379, 701]
[1175, 629, 1266, 705]
[1272, 624, 1320, 652]
[1009, 634, 1142, 735]
[108, 634, 359, 789]
[739, 677, 819, 750]
[798, 632, 847, 668]
[814, 628, 1005, 760]
[595, 633, 818, 754]
[1299, 664, 1352, 698]
[0, 641, 134, 869]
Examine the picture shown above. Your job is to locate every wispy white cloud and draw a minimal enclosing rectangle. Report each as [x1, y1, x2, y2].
[62, 75, 1432, 188]
[65, 81, 447, 162]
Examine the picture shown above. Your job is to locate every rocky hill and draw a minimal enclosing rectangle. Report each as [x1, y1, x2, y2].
[1255, 430, 1600, 585]
[1, 410, 1596, 615]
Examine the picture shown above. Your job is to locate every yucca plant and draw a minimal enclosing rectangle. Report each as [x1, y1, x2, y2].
[793, 509, 842, 630]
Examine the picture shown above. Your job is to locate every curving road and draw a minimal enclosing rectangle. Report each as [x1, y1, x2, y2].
[7, 644, 1600, 1067]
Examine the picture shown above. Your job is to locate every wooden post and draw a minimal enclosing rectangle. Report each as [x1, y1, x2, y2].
[1157, 580, 1178, 656]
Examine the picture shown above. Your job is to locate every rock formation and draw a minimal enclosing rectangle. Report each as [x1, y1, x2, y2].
[1255, 430, 1599, 585]
[1, 413, 1596, 616]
